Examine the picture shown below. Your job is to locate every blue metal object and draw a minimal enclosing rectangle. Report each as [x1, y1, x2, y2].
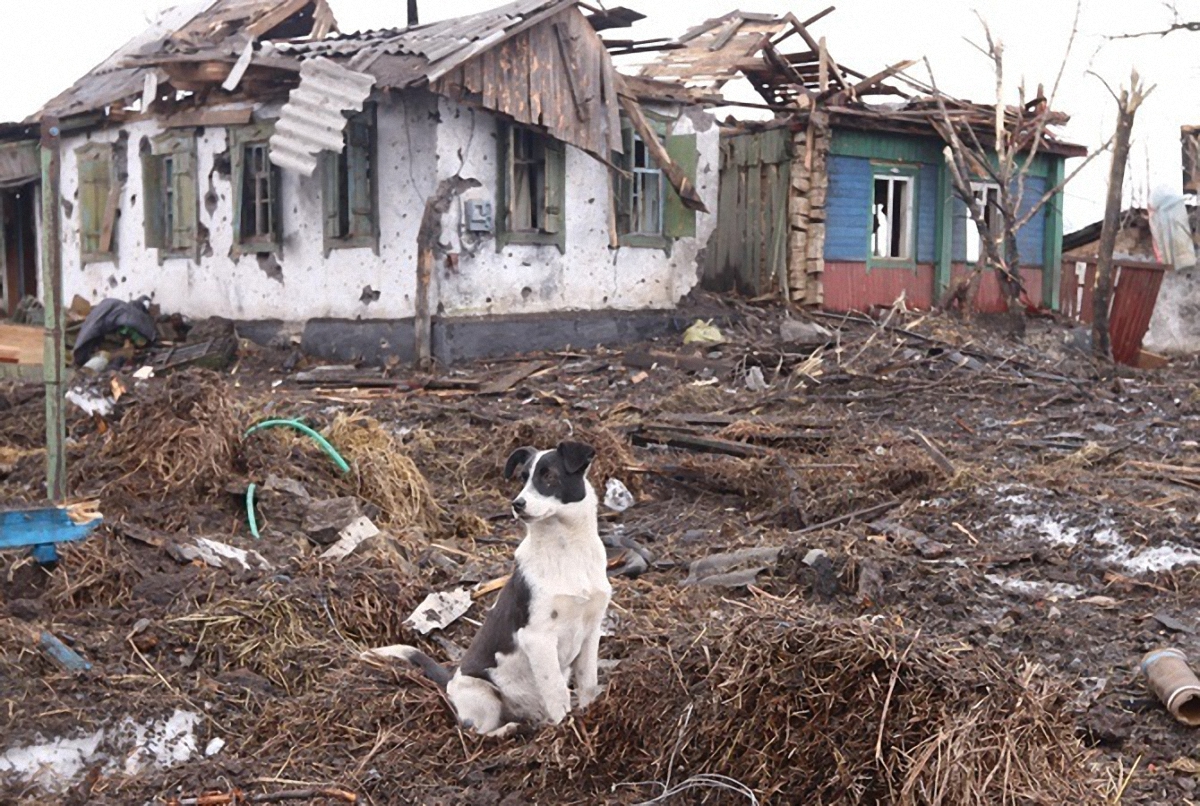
[0, 507, 103, 563]
[38, 630, 92, 672]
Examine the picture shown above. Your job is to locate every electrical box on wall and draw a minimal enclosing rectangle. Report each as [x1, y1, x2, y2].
[464, 199, 494, 233]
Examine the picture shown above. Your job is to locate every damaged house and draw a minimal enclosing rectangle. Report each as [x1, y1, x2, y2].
[647, 11, 1085, 314]
[8, 0, 717, 363]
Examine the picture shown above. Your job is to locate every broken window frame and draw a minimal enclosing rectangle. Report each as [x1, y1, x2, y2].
[615, 119, 667, 249]
[321, 105, 379, 257]
[613, 114, 699, 250]
[497, 123, 566, 253]
[142, 131, 199, 263]
[76, 142, 119, 265]
[965, 180, 1003, 265]
[868, 165, 916, 267]
[230, 123, 282, 256]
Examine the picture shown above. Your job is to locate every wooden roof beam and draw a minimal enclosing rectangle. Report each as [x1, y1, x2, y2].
[614, 74, 707, 213]
[821, 59, 916, 104]
[781, 12, 848, 91]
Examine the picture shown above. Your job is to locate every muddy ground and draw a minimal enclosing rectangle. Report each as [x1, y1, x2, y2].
[3, 299, 1200, 805]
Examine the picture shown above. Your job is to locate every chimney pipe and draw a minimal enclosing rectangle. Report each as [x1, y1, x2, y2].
[408, 0, 419, 26]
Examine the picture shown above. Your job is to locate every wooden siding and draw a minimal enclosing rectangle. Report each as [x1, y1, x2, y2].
[822, 261, 936, 311]
[950, 176, 1046, 266]
[915, 164, 938, 263]
[949, 264, 1044, 313]
[705, 128, 792, 295]
[824, 155, 937, 263]
[432, 7, 621, 159]
[831, 128, 1057, 178]
[825, 155, 870, 261]
[830, 129, 945, 164]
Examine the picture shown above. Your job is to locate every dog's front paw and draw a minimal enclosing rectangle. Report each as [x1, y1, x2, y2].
[546, 695, 570, 725]
[576, 685, 602, 710]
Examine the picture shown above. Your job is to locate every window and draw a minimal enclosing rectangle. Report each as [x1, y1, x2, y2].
[76, 143, 118, 264]
[322, 107, 377, 255]
[613, 118, 698, 248]
[142, 132, 198, 261]
[965, 181, 1002, 264]
[230, 123, 281, 254]
[618, 132, 664, 239]
[498, 124, 565, 250]
[871, 173, 913, 260]
[242, 144, 274, 240]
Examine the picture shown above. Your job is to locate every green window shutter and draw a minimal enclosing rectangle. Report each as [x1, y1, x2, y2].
[615, 125, 633, 235]
[321, 150, 341, 246]
[270, 163, 283, 245]
[171, 147, 198, 255]
[78, 153, 111, 257]
[141, 152, 166, 249]
[347, 118, 373, 239]
[542, 137, 565, 235]
[664, 133, 698, 239]
[498, 123, 512, 239]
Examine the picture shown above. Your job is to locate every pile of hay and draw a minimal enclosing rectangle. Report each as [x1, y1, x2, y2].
[214, 596, 1103, 804]
[522, 602, 1103, 804]
[71, 369, 241, 501]
[326, 412, 441, 534]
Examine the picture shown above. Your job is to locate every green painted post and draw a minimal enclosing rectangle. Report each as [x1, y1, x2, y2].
[1042, 157, 1065, 311]
[40, 118, 65, 503]
[934, 161, 954, 302]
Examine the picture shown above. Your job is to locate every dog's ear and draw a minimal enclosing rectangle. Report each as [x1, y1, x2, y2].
[504, 446, 537, 480]
[557, 441, 595, 475]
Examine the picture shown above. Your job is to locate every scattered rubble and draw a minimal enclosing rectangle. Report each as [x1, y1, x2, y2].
[6, 300, 1200, 802]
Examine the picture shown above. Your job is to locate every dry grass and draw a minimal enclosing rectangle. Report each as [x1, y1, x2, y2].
[220, 592, 1104, 805]
[326, 412, 442, 534]
[71, 369, 241, 500]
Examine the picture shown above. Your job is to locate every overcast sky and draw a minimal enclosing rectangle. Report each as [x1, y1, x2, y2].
[2, 0, 1198, 230]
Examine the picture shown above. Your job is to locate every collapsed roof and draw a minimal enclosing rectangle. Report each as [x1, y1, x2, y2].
[37, 0, 338, 122]
[642, 9, 1086, 158]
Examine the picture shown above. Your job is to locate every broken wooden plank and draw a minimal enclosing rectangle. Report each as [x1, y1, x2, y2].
[623, 349, 733, 375]
[910, 429, 956, 477]
[478, 361, 550, 395]
[632, 427, 770, 458]
[98, 185, 120, 254]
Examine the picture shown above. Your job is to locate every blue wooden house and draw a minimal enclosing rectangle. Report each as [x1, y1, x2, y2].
[651, 11, 1085, 313]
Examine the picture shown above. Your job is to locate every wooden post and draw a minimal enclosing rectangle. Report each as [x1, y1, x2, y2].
[40, 118, 65, 503]
[414, 244, 433, 370]
[1094, 72, 1151, 361]
[414, 176, 480, 370]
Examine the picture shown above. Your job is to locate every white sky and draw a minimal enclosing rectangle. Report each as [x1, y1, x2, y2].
[2, 0, 1198, 231]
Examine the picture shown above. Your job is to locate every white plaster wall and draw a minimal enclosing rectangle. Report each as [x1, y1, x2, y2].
[62, 93, 439, 322]
[1143, 268, 1200, 355]
[433, 97, 719, 318]
[57, 90, 718, 323]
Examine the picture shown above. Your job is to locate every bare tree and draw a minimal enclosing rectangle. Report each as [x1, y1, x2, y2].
[1093, 71, 1154, 360]
[1110, 1, 1200, 38]
[923, 9, 1112, 328]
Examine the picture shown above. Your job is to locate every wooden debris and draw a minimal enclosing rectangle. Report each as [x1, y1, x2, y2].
[478, 361, 550, 395]
[631, 426, 770, 458]
[910, 429, 956, 477]
[624, 349, 733, 375]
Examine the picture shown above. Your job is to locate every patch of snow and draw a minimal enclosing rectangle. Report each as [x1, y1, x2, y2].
[0, 730, 105, 789]
[984, 574, 1086, 600]
[1106, 542, 1200, 574]
[0, 710, 199, 791]
[1007, 513, 1080, 547]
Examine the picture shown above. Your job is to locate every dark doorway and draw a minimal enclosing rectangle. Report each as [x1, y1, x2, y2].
[2, 183, 37, 317]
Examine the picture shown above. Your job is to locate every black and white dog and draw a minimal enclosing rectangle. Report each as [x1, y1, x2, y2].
[366, 441, 611, 736]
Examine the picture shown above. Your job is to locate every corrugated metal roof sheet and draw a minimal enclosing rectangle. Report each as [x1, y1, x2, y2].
[35, 0, 337, 121]
[269, 57, 375, 175]
[277, 0, 575, 88]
